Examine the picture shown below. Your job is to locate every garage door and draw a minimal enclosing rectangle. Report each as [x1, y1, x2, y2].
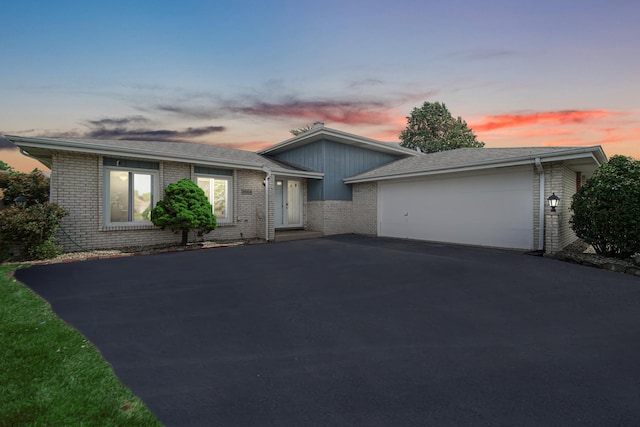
[378, 167, 534, 249]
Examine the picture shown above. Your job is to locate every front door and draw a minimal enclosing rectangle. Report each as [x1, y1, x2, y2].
[275, 178, 302, 228]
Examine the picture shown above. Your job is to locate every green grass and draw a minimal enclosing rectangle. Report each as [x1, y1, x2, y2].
[0, 264, 162, 426]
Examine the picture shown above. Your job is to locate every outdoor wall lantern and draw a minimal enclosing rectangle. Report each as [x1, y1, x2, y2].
[14, 195, 27, 208]
[547, 192, 560, 212]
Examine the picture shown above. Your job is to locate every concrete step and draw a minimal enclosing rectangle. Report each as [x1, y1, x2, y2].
[274, 230, 323, 242]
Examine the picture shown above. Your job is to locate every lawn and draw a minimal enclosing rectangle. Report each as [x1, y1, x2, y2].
[0, 264, 162, 426]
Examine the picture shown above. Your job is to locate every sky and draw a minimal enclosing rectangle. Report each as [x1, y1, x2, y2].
[1, 0, 639, 172]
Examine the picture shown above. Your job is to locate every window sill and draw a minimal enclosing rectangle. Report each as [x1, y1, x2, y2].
[101, 224, 157, 232]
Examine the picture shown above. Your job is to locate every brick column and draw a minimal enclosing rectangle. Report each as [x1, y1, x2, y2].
[545, 213, 560, 254]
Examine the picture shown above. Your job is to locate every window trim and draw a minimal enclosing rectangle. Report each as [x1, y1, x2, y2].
[194, 174, 234, 224]
[104, 166, 160, 227]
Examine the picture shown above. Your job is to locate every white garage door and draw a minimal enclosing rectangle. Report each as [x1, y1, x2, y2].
[378, 167, 534, 249]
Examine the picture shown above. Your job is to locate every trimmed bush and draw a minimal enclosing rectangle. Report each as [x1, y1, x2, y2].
[150, 179, 217, 246]
[0, 203, 67, 261]
[570, 155, 640, 259]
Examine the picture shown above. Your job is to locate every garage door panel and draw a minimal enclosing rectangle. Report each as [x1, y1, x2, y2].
[379, 168, 534, 249]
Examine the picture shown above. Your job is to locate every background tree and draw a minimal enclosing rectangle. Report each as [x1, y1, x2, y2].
[0, 169, 67, 261]
[400, 102, 484, 153]
[570, 155, 640, 259]
[150, 179, 217, 246]
[0, 169, 50, 206]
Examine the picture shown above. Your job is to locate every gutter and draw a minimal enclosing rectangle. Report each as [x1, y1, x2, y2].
[535, 158, 545, 251]
[262, 166, 272, 241]
[8, 135, 323, 179]
[19, 147, 51, 168]
[344, 146, 606, 184]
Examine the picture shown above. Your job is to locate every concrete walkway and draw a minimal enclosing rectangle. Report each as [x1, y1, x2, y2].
[16, 235, 640, 426]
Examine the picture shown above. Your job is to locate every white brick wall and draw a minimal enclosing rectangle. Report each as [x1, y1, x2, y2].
[352, 182, 377, 235]
[543, 162, 578, 253]
[305, 200, 323, 232]
[304, 200, 353, 235]
[321, 201, 353, 235]
[52, 153, 272, 251]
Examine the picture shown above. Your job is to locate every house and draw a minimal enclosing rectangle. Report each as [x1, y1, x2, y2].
[6, 124, 606, 253]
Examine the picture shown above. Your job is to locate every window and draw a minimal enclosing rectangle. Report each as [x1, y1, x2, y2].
[105, 168, 158, 225]
[196, 175, 233, 223]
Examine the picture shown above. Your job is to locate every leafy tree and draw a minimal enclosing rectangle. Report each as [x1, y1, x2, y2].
[150, 179, 217, 246]
[0, 160, 13, 171]
[570, 155, 640, 259]
[400, 102, 484, 153]
[0, 169, 50, 206]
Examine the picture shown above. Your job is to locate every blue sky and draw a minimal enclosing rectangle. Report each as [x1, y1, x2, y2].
[1, 0, 639, 171]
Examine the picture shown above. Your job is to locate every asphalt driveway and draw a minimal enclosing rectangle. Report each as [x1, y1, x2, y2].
[16, 235, 640, 426]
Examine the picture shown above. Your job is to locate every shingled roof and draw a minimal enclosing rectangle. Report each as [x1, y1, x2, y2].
[344, 146, 606, 183]
[6, 136, 324, 179]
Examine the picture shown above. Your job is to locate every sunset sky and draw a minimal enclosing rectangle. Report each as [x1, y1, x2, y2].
[1, 0, 639, 172]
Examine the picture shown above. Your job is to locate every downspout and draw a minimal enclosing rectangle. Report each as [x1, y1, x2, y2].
[262, 166, 272, 241]
[535, 158, 545, 251]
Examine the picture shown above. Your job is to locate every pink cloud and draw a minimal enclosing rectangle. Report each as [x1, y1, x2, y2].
[232, 100, 393, 125]
[216, 140, 272, 151]
[471, 110, 618, 132]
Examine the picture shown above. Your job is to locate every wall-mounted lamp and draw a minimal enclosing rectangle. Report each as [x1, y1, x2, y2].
[14, 194, 27, 208]
[547, 192, 559, 212]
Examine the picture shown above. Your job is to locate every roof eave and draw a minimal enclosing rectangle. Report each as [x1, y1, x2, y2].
[8, 135, 325, 178]
[344, 146, 606, 184]
[344, 159, 535, 184]
[9, 135, 262, 170]
[257, 127, 419, 157]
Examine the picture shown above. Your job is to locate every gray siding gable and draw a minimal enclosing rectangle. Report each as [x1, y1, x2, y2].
[269, 139, 402, 200]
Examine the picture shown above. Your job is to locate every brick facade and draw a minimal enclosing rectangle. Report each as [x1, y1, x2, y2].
[540, 162, 579, 254]
[304, 200, 353, 235]
[49, 152, 584, 254]
[52, 152, 271, 251]
[352, 182, 378, 235]
[302, 182, 376, 236]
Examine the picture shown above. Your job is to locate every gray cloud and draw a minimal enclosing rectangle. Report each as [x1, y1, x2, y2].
[35, 116, 227, 142]
[0, 134, 15, 149]
[229, 98, 393, 125]
[154, 105, 219, 120]
[84, 125, 226, 141]
[446, 49, 518, 61]
[87, 115, 151, 127]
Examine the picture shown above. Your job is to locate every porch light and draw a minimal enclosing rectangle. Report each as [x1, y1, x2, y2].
[14, 194, 27, 208]
[547, 192, 559, 212]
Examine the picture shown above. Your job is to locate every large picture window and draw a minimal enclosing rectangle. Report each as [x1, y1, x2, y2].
[196, 176, 232, 223]
[106, 169, 158, 225]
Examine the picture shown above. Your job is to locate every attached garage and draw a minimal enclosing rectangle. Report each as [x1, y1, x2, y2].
[377, 166, 534, 250]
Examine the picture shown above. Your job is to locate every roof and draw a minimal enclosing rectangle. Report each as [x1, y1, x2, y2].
[6, 135, 324, 179]
[257, 124, 419, 157]
[344, 146, 607, 183]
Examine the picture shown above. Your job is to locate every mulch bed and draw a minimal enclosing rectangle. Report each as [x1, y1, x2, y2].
[555, 240, 640, 277]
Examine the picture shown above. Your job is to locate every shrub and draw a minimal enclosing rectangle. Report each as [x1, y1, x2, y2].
[150, 179, 217, 246]
[570, 155, 640, 259]
[0, 203, 67, 261]
[0, 169, 50, 206]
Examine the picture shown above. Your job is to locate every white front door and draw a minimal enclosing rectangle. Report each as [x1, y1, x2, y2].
[275, 178, 302, 228]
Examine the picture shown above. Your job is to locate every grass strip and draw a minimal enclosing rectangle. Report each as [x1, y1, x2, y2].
[0, 264, 162, 426]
